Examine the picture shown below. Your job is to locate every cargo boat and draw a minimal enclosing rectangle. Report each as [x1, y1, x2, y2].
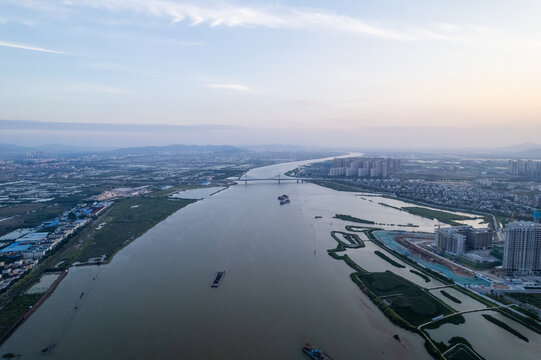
[302, 342, 332, 360]
[278, 194, 290, 204]
[211, 270, 225, 287]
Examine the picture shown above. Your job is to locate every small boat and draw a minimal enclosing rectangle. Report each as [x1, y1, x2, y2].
[280, 198, 290, 205]
[211, 270, 225, 287]
[302, 341, 332, 360]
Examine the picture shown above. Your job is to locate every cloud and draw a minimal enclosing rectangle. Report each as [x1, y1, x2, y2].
[11, 0, 407, 40]
[208, 83, 252, 92]
[0, 40, 65, 54]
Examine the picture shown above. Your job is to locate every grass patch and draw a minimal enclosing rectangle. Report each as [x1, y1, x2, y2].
[334, 214, 375, 225]
[374, 250, 406, 268]
[359, 271, 452, 326]
[507, 293, 541, 309]
[441, 290, 462, 304]
[360, 271, 416, 296]
[0, 293, 44, 339]
[410, 269, 431, 282]
[401, 207, 476, 226]
[482, 314, 529, 342]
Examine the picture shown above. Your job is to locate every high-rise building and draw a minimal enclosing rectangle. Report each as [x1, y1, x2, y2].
[503, 221, 541, 276]
[328, 157, 400, 178]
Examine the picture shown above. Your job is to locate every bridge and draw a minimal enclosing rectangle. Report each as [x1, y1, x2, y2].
[237, 174, 326, 184]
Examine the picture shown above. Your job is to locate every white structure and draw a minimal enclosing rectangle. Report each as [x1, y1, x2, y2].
[503, 221, 541, 276]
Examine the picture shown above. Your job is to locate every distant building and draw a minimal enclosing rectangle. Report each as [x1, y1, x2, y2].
[435, 226, 493, 255]
[507, 159, 541, 179]
[328, 157, 400, 178]
[503, 221, 541, 276]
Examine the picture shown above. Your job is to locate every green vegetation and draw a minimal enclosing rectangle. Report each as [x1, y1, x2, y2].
[334, 214, 375, 225]
[327, 232, 368, 275]
[445, 341, 485, 360]
[497, 307, 541, 334]
[60, 197, 195, 264]
[360, 271, 416, 296]
[424, 314, 466, 329]
[359, 271, 452, 326]
[507, 293, 541, 309]
[374, 250, 406, 268]
[401, 207, 476, 226]
[330, 231, 365, 248]
[410, 269, 431, 283]
[482, 314, 529, 342]
[440, 290, 462, 304]
[0, 293, 44, 339]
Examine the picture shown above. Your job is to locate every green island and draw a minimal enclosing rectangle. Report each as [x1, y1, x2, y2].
[333, 214, 375, 225]
[410, 269, 431, 283]
[374, 250, 406, 268]
[440, 290, 462, 304]
[401, 207, 477, 226]
[330, 231, 365, 248]
[481, 314, 529, 342]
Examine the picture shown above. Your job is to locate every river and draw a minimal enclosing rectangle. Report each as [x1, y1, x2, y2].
[0, 156, 524, 359]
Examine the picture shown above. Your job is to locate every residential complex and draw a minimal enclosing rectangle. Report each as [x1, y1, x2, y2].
[507, 159, 541, 180]
[435, 225, 494, 256]
[503, 221, 541, 276]
[328, 157, 400, 178]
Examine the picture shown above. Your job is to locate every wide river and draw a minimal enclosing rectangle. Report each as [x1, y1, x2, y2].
[1, 156, 474, 359]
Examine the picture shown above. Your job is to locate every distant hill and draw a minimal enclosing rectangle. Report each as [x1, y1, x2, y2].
[108, 144, 241, 155]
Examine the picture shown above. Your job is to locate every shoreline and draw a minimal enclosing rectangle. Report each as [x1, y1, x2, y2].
[0, 270, 68, 347]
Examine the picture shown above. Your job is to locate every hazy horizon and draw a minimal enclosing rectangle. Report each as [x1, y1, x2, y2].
[2, 1, 541, 148]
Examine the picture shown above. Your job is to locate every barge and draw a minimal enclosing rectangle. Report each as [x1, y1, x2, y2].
[211, 270, 225, 287]
[278, 194, 290, 205]
[303, 342, 332, 360]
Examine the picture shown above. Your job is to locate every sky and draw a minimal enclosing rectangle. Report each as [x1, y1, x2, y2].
[1, 0, 541, 148]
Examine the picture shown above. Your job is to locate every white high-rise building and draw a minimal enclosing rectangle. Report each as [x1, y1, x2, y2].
[503, 221, 541, 276]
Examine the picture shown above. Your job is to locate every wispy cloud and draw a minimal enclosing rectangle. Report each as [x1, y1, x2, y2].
[11, 0, 408, 40]
[0, 40, 65, 54]
[208, 83, 252, 92]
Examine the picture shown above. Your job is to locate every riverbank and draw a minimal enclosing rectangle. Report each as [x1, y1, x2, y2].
[0, 195, 196, 346]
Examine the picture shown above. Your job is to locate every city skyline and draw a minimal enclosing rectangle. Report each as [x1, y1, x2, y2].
[2, 0, 541, 147]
